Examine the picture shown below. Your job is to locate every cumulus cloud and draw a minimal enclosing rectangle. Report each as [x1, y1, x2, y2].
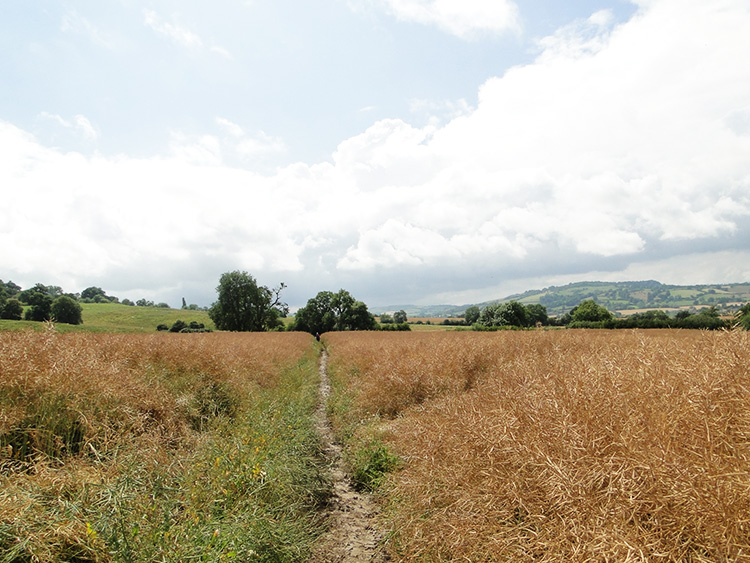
[3, 0, 750, 307]
[378, 0, 521, 39]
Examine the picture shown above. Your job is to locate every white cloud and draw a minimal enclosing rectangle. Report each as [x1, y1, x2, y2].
[4, 0, 750, 307]
[144, 10, 203, 48]
[38, 112, 99, 142]
[143, 9, 231, 57]
[379, 0, 521, 39]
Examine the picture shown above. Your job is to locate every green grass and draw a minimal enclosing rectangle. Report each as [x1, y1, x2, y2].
[0, 334, 328, 562]
[0, 303, 215, 333]
[89, 352, 327, 562]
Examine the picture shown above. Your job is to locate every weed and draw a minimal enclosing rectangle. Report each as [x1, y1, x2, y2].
[350, 439, 400, 492]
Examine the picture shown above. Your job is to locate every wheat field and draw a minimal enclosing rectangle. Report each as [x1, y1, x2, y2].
[0, 330, 325, 562]
[324, 330, 750, 562]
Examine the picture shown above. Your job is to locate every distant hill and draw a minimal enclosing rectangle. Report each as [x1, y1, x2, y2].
[376, 281, 750, 319]
[0, 303, 214, 333]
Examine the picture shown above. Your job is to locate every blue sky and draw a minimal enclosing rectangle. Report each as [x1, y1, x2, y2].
[2, 0, 749, 309]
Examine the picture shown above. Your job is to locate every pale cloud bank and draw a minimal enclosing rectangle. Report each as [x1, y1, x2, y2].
[2, 0, 750, 307]
[379, 0, 521, 38]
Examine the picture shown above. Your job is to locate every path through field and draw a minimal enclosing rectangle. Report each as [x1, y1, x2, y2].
[311, 351, 389, 562]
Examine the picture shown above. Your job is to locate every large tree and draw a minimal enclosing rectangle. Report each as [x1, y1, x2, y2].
[51, 295, 83, 325]
[570, 300, 613, 323]
[293, 289, 376, 334]
[208, 271, 287, 332]
[0, 298, 23, 320]
[464, 306, 481, 325]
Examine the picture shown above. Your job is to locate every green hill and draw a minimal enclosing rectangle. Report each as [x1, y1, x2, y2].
[504, 281, 750, 317]
[377, 281, 750, 319]
[0, 303, 214, 333]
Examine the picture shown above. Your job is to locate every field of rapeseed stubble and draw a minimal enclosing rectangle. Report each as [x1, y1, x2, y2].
[324, 330, 750, 562]
[0, 330, 326, 562]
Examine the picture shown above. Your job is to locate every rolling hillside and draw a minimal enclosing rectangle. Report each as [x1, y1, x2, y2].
[0, 303, 214, 333]
[375, 281, 750, 318]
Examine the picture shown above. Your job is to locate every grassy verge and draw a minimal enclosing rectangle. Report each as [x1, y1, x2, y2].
[0, 331, 326, 562]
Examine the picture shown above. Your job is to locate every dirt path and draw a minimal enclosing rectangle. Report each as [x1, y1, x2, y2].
[310, 351, 390, 563]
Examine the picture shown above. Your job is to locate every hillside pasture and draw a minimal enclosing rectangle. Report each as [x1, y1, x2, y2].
[324, 330, 750, 561]
[0, 302, 215, 333]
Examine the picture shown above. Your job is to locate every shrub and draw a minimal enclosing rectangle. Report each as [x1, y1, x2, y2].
[0, 298, 23, 320]
[51, 295, 83, 325]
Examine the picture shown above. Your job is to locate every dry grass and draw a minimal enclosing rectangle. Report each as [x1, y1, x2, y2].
[0, 330, 324, 561]
[324, 330, 750, 562]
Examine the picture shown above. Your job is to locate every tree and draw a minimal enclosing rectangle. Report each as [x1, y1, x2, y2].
[393, 310, 408, 324]
[0, 298, 23, 320]
[293, 289, 376, 334]
[293, 291, 337, 334]
[208, 271, 288, 332]
[525, 304, 549, 326]
[81, 286, 107, 302]
[24, 292, 53, 322]
[478, 303, 501, 327]
[570, 300, 613, 323]
[478, 301, 529, 327]
[379, 313, 394, 324]
[51, 296, 83, 324]
[496, 301, 529, 327]
[0, 279, 21, 301]
[464, 306, 481, 325]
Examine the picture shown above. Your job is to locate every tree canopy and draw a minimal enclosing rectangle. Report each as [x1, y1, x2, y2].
[51, 296, 83, 325]
[208, 271, 288, 332]
[570, 300, 614, 323]
[293, 289, 376, 334]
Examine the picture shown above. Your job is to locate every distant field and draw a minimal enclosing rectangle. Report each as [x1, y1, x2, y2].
[0, 302, 214, 333]
[324, 330, 750, 561]
[407, 317, 467, 331]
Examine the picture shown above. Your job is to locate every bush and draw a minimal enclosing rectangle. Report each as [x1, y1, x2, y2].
[169, 320, 188, 333]
[0, 298, 23, 320]
[379, 322, 411, 331]
[51, 295, 83, 325]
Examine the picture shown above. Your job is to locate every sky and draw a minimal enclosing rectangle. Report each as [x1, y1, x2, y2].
[2, 0, 750, 310]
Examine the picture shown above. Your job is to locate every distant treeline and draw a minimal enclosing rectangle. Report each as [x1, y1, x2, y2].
[468, 299, 750, 331]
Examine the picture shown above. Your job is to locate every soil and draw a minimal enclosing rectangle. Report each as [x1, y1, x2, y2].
[310, 351, 390, 563]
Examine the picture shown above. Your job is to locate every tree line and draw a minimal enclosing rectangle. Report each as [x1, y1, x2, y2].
[466, 298, 746, 331]
[207, 271, 382, 334]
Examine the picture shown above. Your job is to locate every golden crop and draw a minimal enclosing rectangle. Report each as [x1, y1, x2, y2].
[325, 330, 750, 562]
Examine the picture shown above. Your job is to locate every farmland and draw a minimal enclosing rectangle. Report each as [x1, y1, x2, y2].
[0, 330, 326, 561]
[324, 330, 750, 561]
[2, 327, 749, 561]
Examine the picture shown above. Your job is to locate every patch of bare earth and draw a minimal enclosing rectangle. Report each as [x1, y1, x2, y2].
[310, 351, 389, 563]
